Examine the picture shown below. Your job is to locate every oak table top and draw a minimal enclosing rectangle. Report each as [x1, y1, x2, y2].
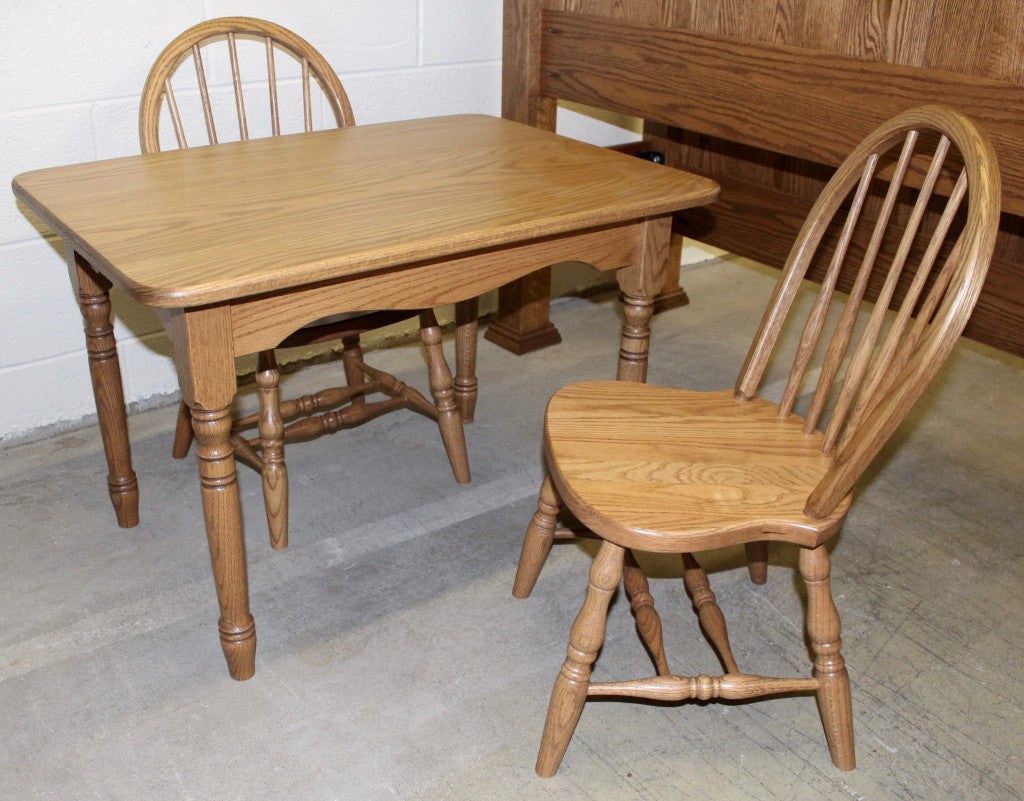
[12, 114, 719, 680]
[14, 114, 718, 308]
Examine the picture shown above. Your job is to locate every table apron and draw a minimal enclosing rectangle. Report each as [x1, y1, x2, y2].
[229, 221, 649, 355]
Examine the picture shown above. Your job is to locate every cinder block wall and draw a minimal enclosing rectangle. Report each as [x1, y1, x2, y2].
[0, 1, 643, 443]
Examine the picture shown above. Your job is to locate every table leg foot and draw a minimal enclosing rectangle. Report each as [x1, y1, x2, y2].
[486, 268, 562, 355]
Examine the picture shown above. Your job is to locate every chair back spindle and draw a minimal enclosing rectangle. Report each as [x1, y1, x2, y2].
[777, 150, 879, 422]
[266, 37, 281, 136]
[163, 79, 188, 149]
[800, 132, 918, 436]
[821, 134, 951, 450]
[226, 32, 248, 141]
[191, 43, 217, 146]
[302, 59, 313, 133]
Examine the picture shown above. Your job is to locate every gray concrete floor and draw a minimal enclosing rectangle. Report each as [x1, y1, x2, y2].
[1, 258, 1022, 801]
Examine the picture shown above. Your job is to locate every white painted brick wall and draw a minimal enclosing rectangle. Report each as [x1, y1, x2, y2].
[0, 1, 646, 443]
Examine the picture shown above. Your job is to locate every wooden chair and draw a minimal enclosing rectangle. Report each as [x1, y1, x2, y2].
[139, 17, 477, 549]
[512, 106, 1000, 776]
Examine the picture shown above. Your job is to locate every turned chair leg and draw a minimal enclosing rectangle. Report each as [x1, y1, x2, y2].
[682, 553, 740, 674]
[171, 401, 194, 458]
[256, 350, 289, 550]
[623, 549, 669, 675]
[799, 544, 855, 770]
[419, 309, 470, 484]
[536, 540, 625, 777]
[745, 541, 769, 584]
[340, 334, 366, 407]
[513, 475, 560, 599]
[454, 298, 479, 423]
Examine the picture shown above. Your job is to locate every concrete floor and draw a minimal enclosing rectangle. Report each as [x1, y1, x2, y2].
[1, 258, 1022, 801]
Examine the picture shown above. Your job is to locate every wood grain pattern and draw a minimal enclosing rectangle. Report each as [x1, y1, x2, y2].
[503, 0, 558, 129]
[544, 385, 851, 551]
[800, 544, 855, 770]
[227, 222, 650, 354]
[14, 116, 717, 309]
[553, 0, 1024, 80]
[614, 215, 673, 381]
[587, 673, 821, 700]
[540, 11, 1024, 215]
[191, 402, 257, 681]
[654, 151, 1024, 354]
[501, 0, 1024, 355]
[497, 0, 702, 353]
[681, 553, 739, 673]
[495, 0, 561, 353]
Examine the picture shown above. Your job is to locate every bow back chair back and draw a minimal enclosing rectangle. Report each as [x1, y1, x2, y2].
[512, 105, 1000, 776]
[140, 17, 475, 550]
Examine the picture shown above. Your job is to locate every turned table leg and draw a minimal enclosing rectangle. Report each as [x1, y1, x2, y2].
[616, 293, 654, 382]
[69, 248, 139, 528]
[192, 404, 256, 680]
[162, 305, 256, 680]
[615, 217, 672, 383]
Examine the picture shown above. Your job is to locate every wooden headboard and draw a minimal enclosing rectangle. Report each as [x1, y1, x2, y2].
[490, 0, 1024, 358]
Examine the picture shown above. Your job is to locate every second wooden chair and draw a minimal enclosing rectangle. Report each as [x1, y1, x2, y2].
[139, 17, 477, 549]
[512, 105, 1000, 775]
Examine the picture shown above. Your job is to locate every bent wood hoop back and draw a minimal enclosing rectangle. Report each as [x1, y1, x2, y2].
[733, 106, 1000, 518]
[139, 16, 354, 154]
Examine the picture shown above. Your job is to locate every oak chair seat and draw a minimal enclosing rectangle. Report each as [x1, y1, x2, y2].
[140, 17, 476, 549]
[545, 383, 851, 553]
[512, 106, 1001, 778]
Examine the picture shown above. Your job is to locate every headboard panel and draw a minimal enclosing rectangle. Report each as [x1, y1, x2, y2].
[541, 11, 1024, 215]
[492, 0, 1024, 358]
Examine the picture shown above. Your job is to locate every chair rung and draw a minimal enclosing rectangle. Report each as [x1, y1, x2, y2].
[279, 397, 407, 442]
[587, 673, 820, 702]
[356, 362, 437, 418]
[234, 380, 389, 429]
[552, 527, 600, 541]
